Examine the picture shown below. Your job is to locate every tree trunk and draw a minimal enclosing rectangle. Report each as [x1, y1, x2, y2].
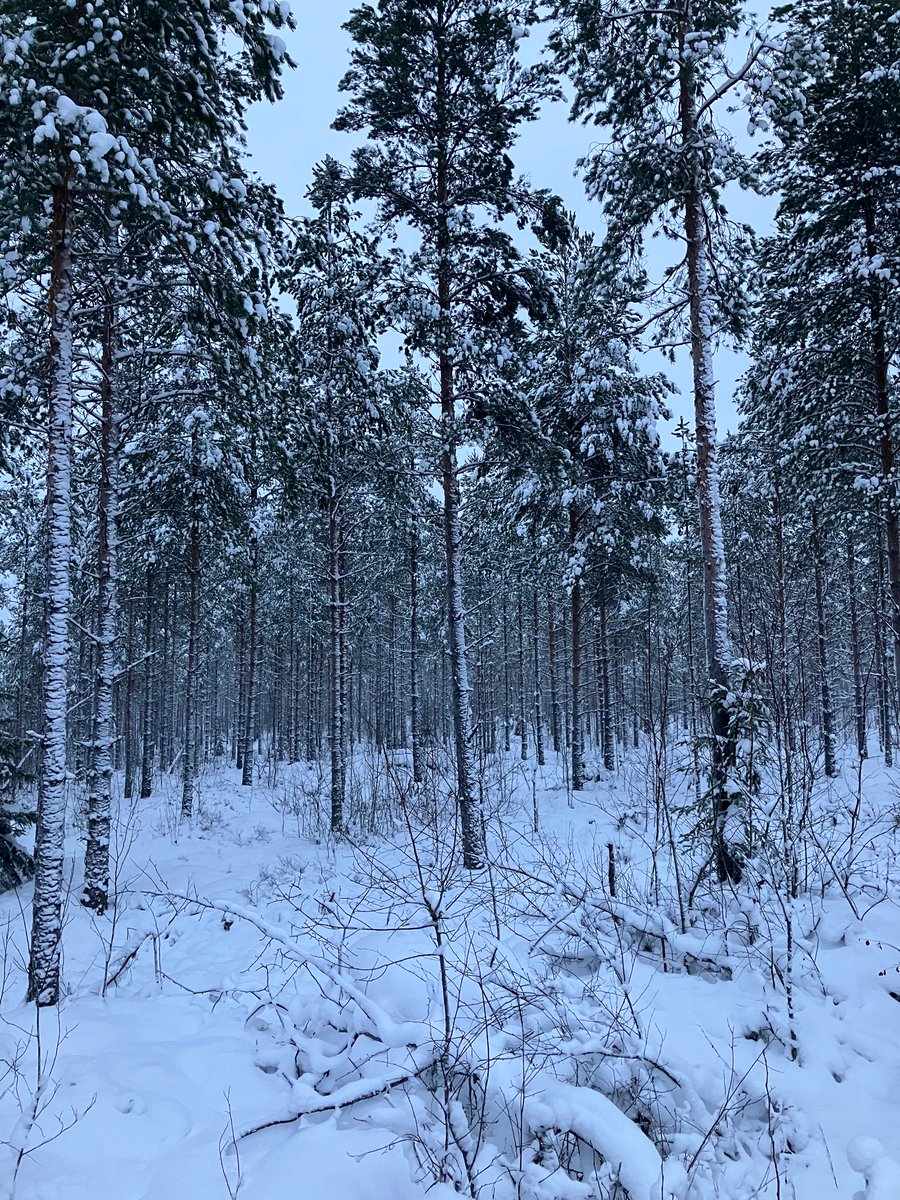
[181, 505, 201, 819]
[864, 200, 900, 700]
[241, 568, 258, 789]
[431, 25, 484, 865]
[441, 417, 482, 867]
[139, 564, 155, 799]
[410, 524, 424, 784]
[517, 579, 528, 761]
[290, 587, 302, 763]
[374, 622, 384, 751]
[14, 530, 31, 782]
[681, 52, 739, 879]
[846, 536, 867, 762]
[502, 600, 511, 753]
[569, 512, 584, 793]
[82, 241, 120, 913]
[389, 595, 399, 748]
[810, 508, 837, 778]
[772, 480, 795, 831]
[158, 582, 173, 772]
[598, 590, 615, 772]
[630, 643, 639, 750]
[29, 182, 75, 1006]
[329, 498, 346, 831]
[876, 522, 893, 766]
[305, 610, 316, 761]
[122, 597, 137, 800]
[547, 593, 561, 755]
[235, 603, 246, 770]
[532, 587, 545, 767]
[339, 532, 349, 786]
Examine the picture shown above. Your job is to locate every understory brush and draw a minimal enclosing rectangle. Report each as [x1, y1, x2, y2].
[2, 743, 900, 1200]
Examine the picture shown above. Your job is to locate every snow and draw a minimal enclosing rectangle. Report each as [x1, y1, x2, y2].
[524, 1078, 676, 1200]
[4, 753, 900, 1198]
[847, 1138, 900, 1200]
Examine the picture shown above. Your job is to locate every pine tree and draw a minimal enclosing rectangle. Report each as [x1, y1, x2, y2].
[765, 0, 900, 704]
[0, 0, 292, 1002]
[492, 209, 668, 789]
[278, 159, 387, 833]
[741, 289, 874, 776]
[549, 0, 793, 879]
[335, 0, 555, 868]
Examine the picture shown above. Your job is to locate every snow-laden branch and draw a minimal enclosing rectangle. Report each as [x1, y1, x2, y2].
[696, 38, 780, 121]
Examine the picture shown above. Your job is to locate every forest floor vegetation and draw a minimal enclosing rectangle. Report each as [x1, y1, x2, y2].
[1, 748, 899, 1199]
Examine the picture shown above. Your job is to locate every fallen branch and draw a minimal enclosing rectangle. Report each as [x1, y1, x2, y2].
[239, 1059, 435, 1141]
[150, 892, 422, 1046]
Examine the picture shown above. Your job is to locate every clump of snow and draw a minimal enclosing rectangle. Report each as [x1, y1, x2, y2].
[848, 1138, 900, 1200]
[525, 1077, 683, 1200]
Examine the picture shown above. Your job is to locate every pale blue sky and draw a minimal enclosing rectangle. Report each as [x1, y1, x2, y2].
[244, 7, 769, 440]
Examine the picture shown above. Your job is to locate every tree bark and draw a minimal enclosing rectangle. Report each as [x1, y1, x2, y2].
[235, 603, 246, 770]
[598, 590, 615, 772]
[569, 511, 584, 793]
[410, 524, 424, 784]
[14, 529, 31, 781]
[517, 579, 528, 761]
[241, 568, 258, 789]
[83, 236, 121, 913]
[864, 199, 900, 700]
[876, 521, 893, 765]
[502, 600, 511, 753]
[140, 561, 156, 796]
[305, 609, 316, 761]
[532, 586, 545, 767]
[29, 182, 75, 1006]
[290, 586, 302, 763]
[547, 593, 561, 755]
[679, 29, 739, 880]
[158, 582, 173, 772]
[181, 491, 201, 819]
[810, 508, 837, 778]
[441, 419, 483, 867]
[122, 598, 137, 800]
[846, 536, 867, 762]
[434, 21, 483, 866]
[328, 498, 346, 832]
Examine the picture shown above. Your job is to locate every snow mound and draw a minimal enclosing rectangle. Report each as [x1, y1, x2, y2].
[848, 1137, 900, 1200]
[525, 1077, 685, 1200]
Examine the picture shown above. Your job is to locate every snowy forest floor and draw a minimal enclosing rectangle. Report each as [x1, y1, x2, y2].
[2, 749, 900, 1200]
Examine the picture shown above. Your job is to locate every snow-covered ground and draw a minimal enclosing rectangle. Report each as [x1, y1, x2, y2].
[2, 751, 900, 1200]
